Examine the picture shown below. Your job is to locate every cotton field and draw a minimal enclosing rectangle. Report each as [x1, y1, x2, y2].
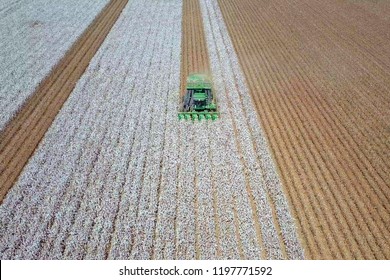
[0, 0, 109, 130]
[4, 0, 387, 261]
[0, 0, 304, 260]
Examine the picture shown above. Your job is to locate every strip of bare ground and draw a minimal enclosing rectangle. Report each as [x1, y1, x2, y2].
[0, 0, 128, 202]
[180, 0, 210, 95]
[218, 0, 390, 259]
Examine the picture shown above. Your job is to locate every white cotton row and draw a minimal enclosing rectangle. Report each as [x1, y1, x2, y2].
[107, 1, 183, 260]
[150, 19, 182, 259]
[194, 121, 217, 259]
[0, 0, 110, 130]
[208, 120, 241, 259]
[200, 0, 305, 259]
[175, 121, 197, 259]
[129, 1, 182, 260]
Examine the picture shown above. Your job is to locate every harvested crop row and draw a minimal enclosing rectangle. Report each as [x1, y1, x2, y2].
[217, 0, 390, 259]
[0, 0, 110, 130]
[180, 0, 210, 94]
[0, 0, 127, 202]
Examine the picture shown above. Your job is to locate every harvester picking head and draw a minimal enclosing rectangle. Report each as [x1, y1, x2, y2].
[178, 73, 219, 121]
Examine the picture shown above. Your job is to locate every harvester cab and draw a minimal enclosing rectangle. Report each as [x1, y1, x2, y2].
[178, 73, 219, 121]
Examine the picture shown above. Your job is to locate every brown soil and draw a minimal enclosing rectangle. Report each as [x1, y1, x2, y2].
[180, 0, 210, 95]
[218, 0, 390, 259]
[0, 0, 128, 202]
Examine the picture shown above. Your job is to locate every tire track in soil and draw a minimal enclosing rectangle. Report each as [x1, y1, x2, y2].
[0, 0, 129, 202]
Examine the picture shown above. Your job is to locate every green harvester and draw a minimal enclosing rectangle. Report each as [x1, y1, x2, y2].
[178, 73, 219, 121]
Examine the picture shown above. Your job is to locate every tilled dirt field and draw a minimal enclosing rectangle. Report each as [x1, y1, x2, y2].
[218, 0, 390, 259]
